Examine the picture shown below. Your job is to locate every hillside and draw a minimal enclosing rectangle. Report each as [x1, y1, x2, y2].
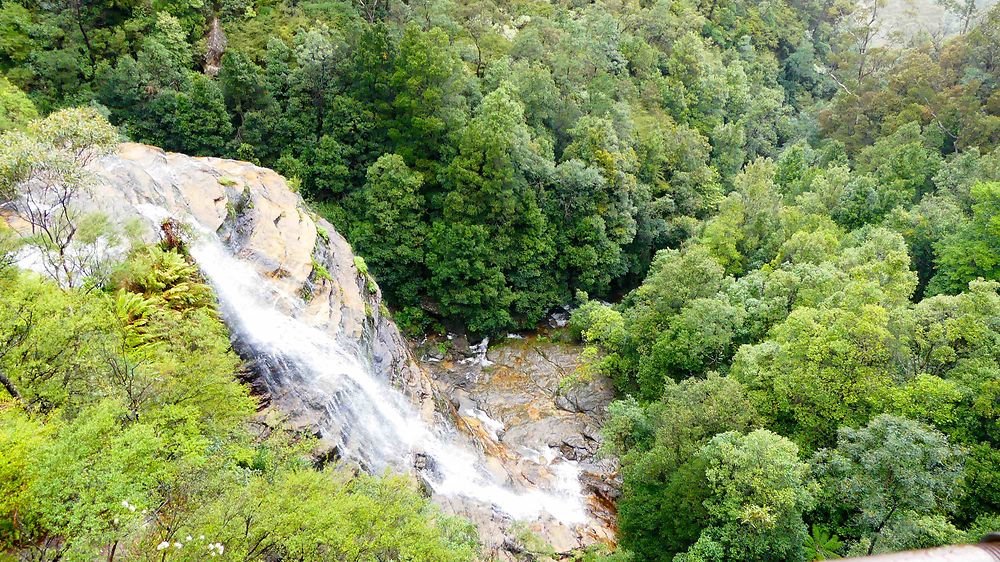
[3, 0, 1000, 560]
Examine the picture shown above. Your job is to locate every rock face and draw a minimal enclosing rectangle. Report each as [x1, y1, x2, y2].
[82, 143, 435, 434]
[25, 143, 617, 557]
[422, 334, 620, 558]
[202, 15, 227, 76]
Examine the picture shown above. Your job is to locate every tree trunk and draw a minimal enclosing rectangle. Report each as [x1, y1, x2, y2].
[73, 0, 97, 74]
[0, 368, 21, 402]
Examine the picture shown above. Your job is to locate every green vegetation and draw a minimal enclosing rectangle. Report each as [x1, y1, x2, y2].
[566, 8, 1000, 553]
[6, 0, 997, 336]
[579, 168, 1000, 558]
[0, 111, 475, 561]
[0, 0, 847, 334]
[5, 0, 1000, 559]
[0, 76, 36, 132]
[311, 256, 333, 282]
[0, 246, 476, 560]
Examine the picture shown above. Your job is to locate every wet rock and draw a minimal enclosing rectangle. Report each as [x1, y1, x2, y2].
[450, 334, 473, 357]
[581, 460, 622, 502]
[312, 443, 340, 470]
[413, 451, 441, 478]
[35, 144, 450, 477]
[547, 306, 572, 328]
[422, 334, 619, 554]
[556, 381, 612, 414]
[424, 344, 447, 362]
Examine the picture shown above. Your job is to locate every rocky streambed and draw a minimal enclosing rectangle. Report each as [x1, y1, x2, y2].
[419, 333, 620, 558]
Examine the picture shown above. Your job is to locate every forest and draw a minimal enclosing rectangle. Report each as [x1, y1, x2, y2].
[3, 0, 1000, 559]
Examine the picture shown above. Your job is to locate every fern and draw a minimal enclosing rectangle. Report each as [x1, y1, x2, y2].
[311, 258, 332, 282]
[804, 525, 843, 560]
[353, 256, 369, 276]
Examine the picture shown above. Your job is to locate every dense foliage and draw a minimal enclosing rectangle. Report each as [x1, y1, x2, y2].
[565, 5, 1000, 556]
[0, 250, 478, 561]
[7, 0, 997, 334]
[5, 0, 1000, 559]
[0, 113, 477, 561]
[0, 0, 857, 334]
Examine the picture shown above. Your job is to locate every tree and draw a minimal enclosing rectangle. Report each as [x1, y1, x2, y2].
[545, 159, 627, 296]
[937, 0, 979, 34]
[354, 0, 392, 23]
[291, 26, 346, 142]
[0, 222, 18, 276]
[638, 297, 746, 388]
[351, 154, 427, 308]
[813, 415, 964, 556]
[699, 159, 783, 274]
[175, 74, 232, 156]
[146, 13, 192, 73]
[454, 0, 504, 78]
[675, 430, 817, 562]
[602, 245, 726, 394]
[218, 50, 266, 136]
[173, 470, 478, 562]
[0, 107, 119, 288]
[431, 83, 558, 330]
[835, 227, 918, 310]
[604, 375, 760, 561]
[23, 399, 169, 559]
[884, 194, 965, 298]
[930, 182, 1000, 295]
[389, 24, 469, 173]
[932, 148, 1000, 211]
[827, 0, 894, 93]
[0, 272, 109, 411]
[0, 286, 29, 402]
[732, 304, 898, 449]
[0, 76, 37, 132]
[851, 122, 942, 221]
[898, 279, 1000, 382]
[303, 135, 351, 198]
[425, 221, 513, 335]
[561, 115, 640, 258]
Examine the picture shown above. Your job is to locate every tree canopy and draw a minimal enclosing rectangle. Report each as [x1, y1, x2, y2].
[5, 0, 1000, 559]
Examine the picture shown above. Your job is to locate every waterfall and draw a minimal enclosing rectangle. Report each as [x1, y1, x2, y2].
[185, 230, 588, 524]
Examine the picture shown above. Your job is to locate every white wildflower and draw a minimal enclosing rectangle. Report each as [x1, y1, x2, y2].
[174, 542, 183, 549]
[156, 541, 170, 551]
[186, 535, 193, 542]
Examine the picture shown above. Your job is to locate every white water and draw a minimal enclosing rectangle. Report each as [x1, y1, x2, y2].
[186, 233, 587, 524]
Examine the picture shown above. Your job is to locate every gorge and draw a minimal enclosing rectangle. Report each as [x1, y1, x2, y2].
[7, 0, 1000, 554]
[56, 142, 617, 556]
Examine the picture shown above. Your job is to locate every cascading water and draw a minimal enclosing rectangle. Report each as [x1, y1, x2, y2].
[7, 142, 613, 550]
[166, 213, 588, 525]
